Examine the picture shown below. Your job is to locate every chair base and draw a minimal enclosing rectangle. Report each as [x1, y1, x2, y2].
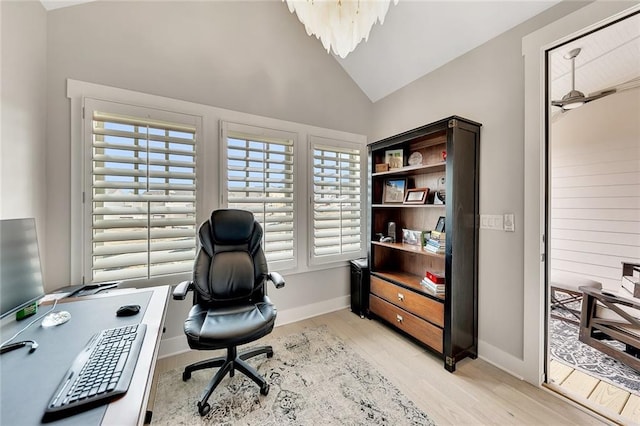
[182, 345, 274, 416]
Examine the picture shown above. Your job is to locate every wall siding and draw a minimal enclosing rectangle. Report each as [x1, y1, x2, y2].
[550, 88, 640, 289]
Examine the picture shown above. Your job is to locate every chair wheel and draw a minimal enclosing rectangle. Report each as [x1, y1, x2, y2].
[260, 383, 270, 396]
[198, 401, 211, 416]
[267, 350, 274, 358]
[182, 371, 191, 381]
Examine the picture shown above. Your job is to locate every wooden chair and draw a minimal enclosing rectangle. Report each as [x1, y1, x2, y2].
[579, 286, 640, 372]
[550, 271, 601, 325]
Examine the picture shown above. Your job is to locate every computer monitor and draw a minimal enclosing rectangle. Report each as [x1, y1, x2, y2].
[0, 218, 46, 319]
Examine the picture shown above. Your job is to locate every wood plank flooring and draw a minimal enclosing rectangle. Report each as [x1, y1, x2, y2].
[548, 358, 640, 425]
[154, 309, 611, 425]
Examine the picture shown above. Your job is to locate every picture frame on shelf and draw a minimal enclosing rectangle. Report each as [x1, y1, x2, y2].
[384, 148, 404, 169]
[421, 231, 431, 247]
[403, 187, 429, 204]
[375, 163, 389, 173]
[402, 229, 423, 246]
[382, 178, 407, 203]
[435, 216, 445, 232]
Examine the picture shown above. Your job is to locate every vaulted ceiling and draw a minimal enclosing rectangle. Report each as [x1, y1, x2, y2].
[40, 1, 640, 105]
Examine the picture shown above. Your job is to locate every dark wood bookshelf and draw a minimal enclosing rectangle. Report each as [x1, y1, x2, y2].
[367, 116, 481, 372]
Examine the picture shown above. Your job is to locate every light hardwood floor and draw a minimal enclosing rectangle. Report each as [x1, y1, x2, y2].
[155, 309, 613, 425]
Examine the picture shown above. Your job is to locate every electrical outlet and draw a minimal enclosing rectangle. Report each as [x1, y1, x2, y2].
[480, 214, 504, 230]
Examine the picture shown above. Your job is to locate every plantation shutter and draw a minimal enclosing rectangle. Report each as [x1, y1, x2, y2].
[89, 107, 197, 283]
[222, 122, 296, 269]
[311, 138, 365, 263]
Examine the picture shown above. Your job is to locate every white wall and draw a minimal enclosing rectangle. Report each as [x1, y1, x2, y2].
[550, 88, 640, 289]
[0, 1, 48, 266]
[42, 1, 372, 344]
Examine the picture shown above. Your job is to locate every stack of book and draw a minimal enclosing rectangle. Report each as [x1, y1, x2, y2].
[424, 231, 445, 254]
[622, 265, 640, 298]
[421, 270, 445, 294]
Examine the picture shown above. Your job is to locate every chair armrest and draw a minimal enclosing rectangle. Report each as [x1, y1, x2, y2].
[268, 272, 285, 289]
[173, 280, 194, 300]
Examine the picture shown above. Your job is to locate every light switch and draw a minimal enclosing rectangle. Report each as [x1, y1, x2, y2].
[480, 214, 504, 230]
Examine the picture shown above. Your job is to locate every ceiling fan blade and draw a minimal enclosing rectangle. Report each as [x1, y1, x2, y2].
[583, 89, 617, 103]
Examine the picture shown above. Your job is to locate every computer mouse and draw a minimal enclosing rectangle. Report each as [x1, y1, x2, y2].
[116, 304, 140, 317]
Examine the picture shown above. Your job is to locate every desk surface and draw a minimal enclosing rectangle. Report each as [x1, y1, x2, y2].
[0, 286, 169, 425]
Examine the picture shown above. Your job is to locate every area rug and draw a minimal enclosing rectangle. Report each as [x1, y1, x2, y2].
[152, 326, 435, 425]
[549, 316, 640, 394]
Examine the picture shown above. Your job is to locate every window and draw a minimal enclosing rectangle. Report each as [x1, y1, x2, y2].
[84, 99, 199, 283]
[221, 122, 296, 270]
[310, 137, 365, 264]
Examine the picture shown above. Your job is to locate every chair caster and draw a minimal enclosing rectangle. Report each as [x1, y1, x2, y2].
[260, 383, 270, 396]
[267, 350, 274, 359]
[198, 401, 211, 416]
[182, 371, 191, 381]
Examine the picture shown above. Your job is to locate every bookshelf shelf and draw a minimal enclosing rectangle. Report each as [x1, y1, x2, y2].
[371, 241, 444, 259]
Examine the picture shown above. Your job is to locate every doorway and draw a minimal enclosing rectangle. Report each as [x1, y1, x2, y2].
[544, 11, 640, 422]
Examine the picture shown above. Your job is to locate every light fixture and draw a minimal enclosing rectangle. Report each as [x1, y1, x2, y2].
[283, 0, 399, 59]
[551, 48, 616, 111]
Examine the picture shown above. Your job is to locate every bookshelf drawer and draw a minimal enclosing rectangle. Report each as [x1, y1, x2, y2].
[369, 295, 443, 353]
[370, 276, 444, 327]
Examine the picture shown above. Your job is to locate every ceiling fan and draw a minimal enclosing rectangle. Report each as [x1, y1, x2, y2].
[551, 48, 616, 111]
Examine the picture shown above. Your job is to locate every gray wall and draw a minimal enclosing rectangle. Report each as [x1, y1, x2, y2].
[44, 0, 371, 293]
[0, 1, 48, 265]
[5, 0, 635, 379]
[42, 1, 372, 345]
[370, 2, 590, 362]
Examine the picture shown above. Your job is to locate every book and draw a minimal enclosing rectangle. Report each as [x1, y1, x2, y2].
[421, 277, 445, 292]
[421, 278, 445, 294]
[426, 270, 445, 284]
[430, 231, 446, 241]
[426, 239, 442, 248]
[424, 244, 444, 254]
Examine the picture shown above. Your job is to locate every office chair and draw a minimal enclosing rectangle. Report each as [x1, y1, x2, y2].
[173, 209, 285, 416]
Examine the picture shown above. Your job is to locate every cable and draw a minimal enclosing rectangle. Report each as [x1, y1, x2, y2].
[0, 340, 38, 354]
[0, 299, 58, 348]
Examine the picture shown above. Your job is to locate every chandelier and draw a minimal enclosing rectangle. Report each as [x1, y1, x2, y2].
[283, 0, 399, 58]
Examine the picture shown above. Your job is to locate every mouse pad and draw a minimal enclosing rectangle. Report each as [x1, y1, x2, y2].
[0, 291, 152, 425]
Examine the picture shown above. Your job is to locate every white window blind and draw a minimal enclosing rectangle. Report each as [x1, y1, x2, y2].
[222, 122, 296, 269]
[88, 107, 197, 283]
[311, 139, 364, 262]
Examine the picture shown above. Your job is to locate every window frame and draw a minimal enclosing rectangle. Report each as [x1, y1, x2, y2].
[220, 121, 298, 272]
[308, 136, 367, 265]
[79, 97, 203, 287]
[68, 80, 366, 285]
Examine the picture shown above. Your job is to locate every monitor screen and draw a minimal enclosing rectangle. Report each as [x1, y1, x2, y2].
[0, 218, 46, 319]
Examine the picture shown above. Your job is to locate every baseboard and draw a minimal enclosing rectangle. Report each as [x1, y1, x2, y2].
[477, 339, 526, 381]
[158, 295, 350, 359]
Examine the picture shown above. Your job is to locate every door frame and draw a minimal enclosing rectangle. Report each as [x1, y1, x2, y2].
[521, 1, 640, 386]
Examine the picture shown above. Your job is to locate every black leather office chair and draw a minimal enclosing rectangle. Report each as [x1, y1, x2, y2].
[173, 209, 285, 416]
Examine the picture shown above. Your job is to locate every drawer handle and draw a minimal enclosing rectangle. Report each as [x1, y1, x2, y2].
[397, 293, 404, 302]
[396, 314, 403, 323]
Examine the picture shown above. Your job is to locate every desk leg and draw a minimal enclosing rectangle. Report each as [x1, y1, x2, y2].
[144, 361, 161, 424]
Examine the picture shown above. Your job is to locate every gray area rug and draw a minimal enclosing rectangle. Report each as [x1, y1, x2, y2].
[152, 326, 435, 425]
[549, 315, 640, 394]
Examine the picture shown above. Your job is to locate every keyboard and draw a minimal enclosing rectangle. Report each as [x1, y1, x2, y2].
[43, 324, 147, 422]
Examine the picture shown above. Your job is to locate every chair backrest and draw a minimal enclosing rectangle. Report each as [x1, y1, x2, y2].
[192, 209, 268, 306]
